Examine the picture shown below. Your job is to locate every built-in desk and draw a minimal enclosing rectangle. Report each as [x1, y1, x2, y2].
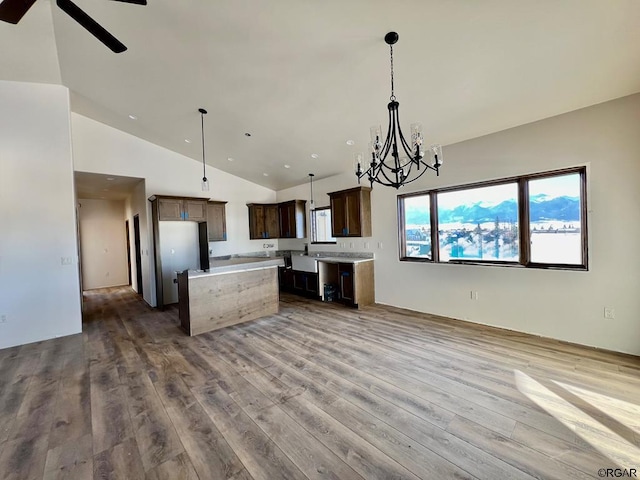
[177, 257, 283, 335]
[283, 255, 375, 308]
[317, 257, 375, 308]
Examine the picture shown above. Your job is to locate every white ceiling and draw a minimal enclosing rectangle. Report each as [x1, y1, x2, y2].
[75, 171, 143, 200]
[3, 0, 640, 191]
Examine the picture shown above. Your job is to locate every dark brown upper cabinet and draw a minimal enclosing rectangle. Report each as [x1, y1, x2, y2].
[152, 195, 207, 222]
[328, 186, 372, 237]
[279, 200, 307, 238]
[207, 201, 227, 241]
[248, 203, 280, 239]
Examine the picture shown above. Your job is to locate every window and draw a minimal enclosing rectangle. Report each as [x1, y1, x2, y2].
[311, 207, 336, 244]
[438, 183, 519, 262]
[528, 172, 583, 265]
[402, 194, 432, 259]
[398, 167, 587, 270]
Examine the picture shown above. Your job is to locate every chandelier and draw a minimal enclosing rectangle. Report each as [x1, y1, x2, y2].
[356, 32, 443, 189]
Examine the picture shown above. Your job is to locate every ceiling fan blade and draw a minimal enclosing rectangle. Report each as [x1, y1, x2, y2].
[0, 0, 38, 24]
[111, 0, 147, 4]
[56, 0, 127, 53]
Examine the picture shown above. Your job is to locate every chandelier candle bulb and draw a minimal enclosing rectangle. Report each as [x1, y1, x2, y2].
[430, 144, 444, 167]
[354, 152, 364, 175]
[370, 126, 382, 152]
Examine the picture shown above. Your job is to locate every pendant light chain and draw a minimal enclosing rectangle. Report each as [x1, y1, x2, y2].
[199, 107, 209, 191]
[201, 110, 206, 178]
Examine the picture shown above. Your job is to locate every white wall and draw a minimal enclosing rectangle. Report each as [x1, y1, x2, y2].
[71, 113, 277, 306]
[0, 80, 82, 349]
[124, 180, 147, 296]
[78, 198, 129, 290]
[278, 94, 640, 356]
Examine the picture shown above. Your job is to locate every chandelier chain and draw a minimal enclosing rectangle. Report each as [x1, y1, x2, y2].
[389, 44, 395, 101]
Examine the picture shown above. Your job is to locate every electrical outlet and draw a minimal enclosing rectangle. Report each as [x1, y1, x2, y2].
[61, 257, 72, 265]
[364, 242, 370, 249]
[604, 307, 615, 319]
[349, 242, 354, 249]
[0, 314, 6, 323]
[470, 291, 479, 300]
[378, 242, 383, 249]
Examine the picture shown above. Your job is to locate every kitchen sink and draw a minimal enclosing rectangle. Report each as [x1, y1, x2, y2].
[291, 255, 318, 273]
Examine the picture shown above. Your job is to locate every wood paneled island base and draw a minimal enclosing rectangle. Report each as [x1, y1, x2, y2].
[178, 264, 280, 335]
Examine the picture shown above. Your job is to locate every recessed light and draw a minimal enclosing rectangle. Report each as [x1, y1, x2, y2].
[284, 164, 291, 169]
[311, 153, 319, 159]
[263, 173, 269, 177]
[106, 177, 114, 181]
[184, 139, 191, 143]
[128, 114, 137, 120]
[346, 140, 355, 146]
[227, 157, 234, 162]
[245, 132, 252, 137]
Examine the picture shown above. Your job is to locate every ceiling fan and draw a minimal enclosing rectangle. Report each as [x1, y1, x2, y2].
[0, 0, 146, 53]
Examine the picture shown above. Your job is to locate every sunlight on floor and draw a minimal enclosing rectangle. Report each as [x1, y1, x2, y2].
[514, 370, 639, 466]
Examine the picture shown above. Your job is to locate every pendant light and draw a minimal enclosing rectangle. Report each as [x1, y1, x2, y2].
[199, 108, 209, 191]
[308, 173, 315, 210]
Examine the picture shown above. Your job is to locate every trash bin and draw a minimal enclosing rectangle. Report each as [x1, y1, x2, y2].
[323, 283, 338, 302]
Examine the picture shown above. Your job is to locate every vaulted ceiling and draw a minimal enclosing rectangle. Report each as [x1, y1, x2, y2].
[2, 0, 640, 190]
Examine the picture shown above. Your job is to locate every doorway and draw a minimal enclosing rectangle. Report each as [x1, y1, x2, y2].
[133, 214, 143, 296]
[125, 220, 132, 286]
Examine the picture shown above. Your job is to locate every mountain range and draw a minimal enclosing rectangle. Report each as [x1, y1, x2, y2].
[405, 195, 580, 225]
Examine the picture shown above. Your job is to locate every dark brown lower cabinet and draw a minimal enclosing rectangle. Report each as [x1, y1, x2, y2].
[338, 263, 355, 305]
[278, 267, 294, 291]
[280, 267, 318, 299]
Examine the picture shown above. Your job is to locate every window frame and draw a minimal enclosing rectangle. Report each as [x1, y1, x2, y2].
[397, 166, 588, 270]
[310, 206, 337, 245]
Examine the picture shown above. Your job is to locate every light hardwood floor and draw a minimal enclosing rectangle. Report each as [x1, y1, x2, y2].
[1, 286, 639, 480]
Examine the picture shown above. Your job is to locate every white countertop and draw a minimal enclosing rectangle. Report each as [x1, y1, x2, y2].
[187, 257, 284, 278]
[314, 256, 374, 264]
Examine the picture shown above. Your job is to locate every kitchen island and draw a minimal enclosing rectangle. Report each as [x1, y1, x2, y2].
[177, 257, 284, 336]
